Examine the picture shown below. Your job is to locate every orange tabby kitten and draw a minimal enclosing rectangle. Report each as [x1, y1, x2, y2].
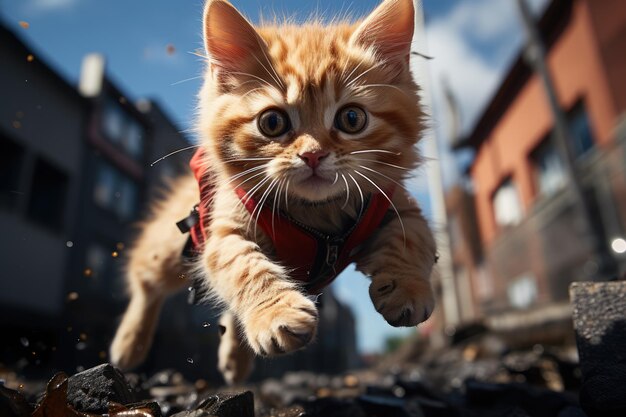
[110, 0, 436, 384]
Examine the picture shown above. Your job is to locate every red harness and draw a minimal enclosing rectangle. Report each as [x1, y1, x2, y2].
[181, 149, 392, 293]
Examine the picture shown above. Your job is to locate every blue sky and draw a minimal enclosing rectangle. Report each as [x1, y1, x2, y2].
[1, 0, 547, 353]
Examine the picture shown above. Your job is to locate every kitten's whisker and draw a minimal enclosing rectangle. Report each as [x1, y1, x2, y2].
[284, 179, 291, 211]
[347, 173, 364, 219]
[242, 175, 272, 208]
[342, 61, 363, 86]
[354, 170, 406, 249]
[236, 79, 264, 91]
[238, 174, 272, 223]
[170, 75, 203, 86]
[253, 50, 285, 90]
[355, 84, 406, 95]
[150, 144, 200, 167]
[351, 158, 410, 171]
[251, 54, 283, 89]
[332, 172, 339, 185]
[340, 173, 350, 210]
[346, 61, 387, 88]
[250, 178, 278, 238]
[357, 165, 410, 194]
[350, 149, 402, 156]
[240, 87, 266, 100]
[223, 157, 273, 164]
[229, 71, 274, 89]
[271, 178, 284, 237]
[225, 165, 267, 187]
[188, 50, 207, 59]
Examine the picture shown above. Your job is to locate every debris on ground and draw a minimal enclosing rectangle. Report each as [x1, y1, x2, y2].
[0, 347, 584, 417]
[5, 280, 626, 417]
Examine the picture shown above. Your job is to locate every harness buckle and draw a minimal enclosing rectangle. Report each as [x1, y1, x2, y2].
[176, 204, 200, 234]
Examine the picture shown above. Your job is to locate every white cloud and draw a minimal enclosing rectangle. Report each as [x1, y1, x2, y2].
[444, 0, 519, 42]
[26, 0, 78, 13]
[416, 0, 549, 188]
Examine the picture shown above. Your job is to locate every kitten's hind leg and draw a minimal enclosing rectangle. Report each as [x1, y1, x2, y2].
[110, 175, 197, 370]
[109, 249, 188, 370]
[109, 277, 166, 370]
[218, 311, 255, 385]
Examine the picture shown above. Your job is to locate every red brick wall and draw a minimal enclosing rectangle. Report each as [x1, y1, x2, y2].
[471, 0, 622, 247]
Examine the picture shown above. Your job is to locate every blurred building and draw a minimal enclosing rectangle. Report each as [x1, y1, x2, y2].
[0, 22, 193, 374]
[449, 0, 626, 337]
[0, 22, 358, 380]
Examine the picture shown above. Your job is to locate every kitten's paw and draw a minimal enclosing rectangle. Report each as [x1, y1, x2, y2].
[244, 291, 318, 356]
[369, 276, 435, 327]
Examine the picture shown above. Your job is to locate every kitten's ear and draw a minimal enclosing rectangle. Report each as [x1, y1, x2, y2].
[350, 0, 415, 63]
[203, 0, 275, 83]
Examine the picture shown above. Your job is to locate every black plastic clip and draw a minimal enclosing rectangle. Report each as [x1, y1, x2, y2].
[176, 204, 200, 234]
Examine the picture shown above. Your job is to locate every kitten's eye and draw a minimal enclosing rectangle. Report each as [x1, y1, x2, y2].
[335, 106, 367, 134]
[258, 109, 290, 138]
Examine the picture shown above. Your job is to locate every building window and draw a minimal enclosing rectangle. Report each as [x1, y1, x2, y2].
[0, 134, 25, 209]
[567, 101, 594, 158]
[85, 242, 125, 296]
[85, 243, 110, 284]
[493, 178, 523, 228]
[531, 137, 565, 198]
[27, 158, 68, 232]
[101, 98, 145, 160]
[93, 159, 139, 221]
[507, 272, 538, 309]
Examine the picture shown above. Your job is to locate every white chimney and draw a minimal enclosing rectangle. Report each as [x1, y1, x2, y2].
[79, 53, 106, 97]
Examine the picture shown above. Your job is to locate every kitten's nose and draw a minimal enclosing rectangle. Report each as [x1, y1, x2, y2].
[299, 150, 329, 169]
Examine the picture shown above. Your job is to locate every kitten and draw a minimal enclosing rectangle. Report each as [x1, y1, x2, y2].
[110, 0, 436, 385]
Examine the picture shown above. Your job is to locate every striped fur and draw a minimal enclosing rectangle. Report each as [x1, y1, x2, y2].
[110, 0, 436, 385]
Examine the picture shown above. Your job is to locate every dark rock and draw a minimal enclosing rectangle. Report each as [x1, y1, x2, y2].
[450, 322, 488, 346]
[0, 385, 33, 417]
[121, 401, 163, 417]
[570, 282, 626, 417]
[464, 379, 577, 417]
[394, 379, 443, 402]
[557, 406, 588, 417]
[267, 405, 306, 417]
[411, 396, 456, 417]
[65, 363, 136, 413]
[357, 395, 423, 417]
[142, 369, 187, 390]
[170, 410, 217, 417]
[365, 382, 454, 417]
[499, 407, 531, 417]
[297, 397, 365, 417]
[197, 391, 255, 417]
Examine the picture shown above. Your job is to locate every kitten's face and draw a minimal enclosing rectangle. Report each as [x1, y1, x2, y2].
[200, 0, 421, 204]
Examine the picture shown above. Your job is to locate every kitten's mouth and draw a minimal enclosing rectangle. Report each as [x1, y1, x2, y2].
[300, 173, 334, 188]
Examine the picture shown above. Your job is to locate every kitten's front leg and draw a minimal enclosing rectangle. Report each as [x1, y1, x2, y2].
[202, 205, 318, 356]
[356, 190, 437, 327]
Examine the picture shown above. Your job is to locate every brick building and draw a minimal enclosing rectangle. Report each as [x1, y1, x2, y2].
[450, 0, 626, 334]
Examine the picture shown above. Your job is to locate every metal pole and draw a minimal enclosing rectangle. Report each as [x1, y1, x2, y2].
[411, 0, 461, 327]
[516, 0, 617, 278]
